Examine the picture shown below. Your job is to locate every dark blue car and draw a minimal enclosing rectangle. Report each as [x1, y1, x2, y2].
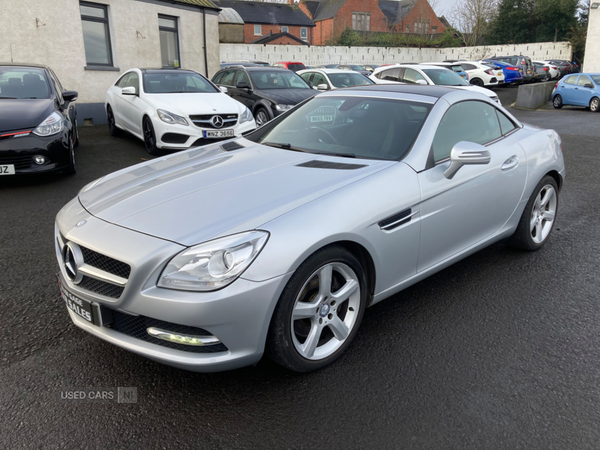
[483, 60, 523, 84]
[553, 73, 600, 112]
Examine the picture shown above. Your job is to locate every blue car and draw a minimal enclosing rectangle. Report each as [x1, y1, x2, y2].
[553, 73, 600, 112]
[483, 60, 523, 84]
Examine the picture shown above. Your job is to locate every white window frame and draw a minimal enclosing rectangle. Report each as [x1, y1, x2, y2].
[254, 24, 262, 36]
[282, 26, 289, 33]
[352, 12, 371, 31]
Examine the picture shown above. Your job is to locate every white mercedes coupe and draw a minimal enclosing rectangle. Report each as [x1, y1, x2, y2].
[105, 68, 256, 154]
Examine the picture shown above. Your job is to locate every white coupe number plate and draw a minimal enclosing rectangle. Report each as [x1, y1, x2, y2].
[0, 164, 15, 175]
[204, 129, 234, 138]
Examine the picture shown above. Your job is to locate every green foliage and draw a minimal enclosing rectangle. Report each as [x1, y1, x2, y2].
[335, 27, 465, 48]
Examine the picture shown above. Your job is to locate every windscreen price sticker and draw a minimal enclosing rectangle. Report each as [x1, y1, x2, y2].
[308, 106, 336, 125]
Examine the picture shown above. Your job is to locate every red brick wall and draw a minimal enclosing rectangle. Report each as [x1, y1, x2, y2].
[243, 24, 312, 44]
[391, 0, 446, 33]
[332, 0, 389, 41]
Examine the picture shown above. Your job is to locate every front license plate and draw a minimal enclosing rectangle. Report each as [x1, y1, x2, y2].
[203, 129, 234, 138]
[0, 164, 15, 175]
[59, 278, 97, 325]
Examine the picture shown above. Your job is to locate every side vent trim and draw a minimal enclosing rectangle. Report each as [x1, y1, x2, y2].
[296, 160, 367, 170]
[379, 209, 417, 231]
[221, 141, 245, 151]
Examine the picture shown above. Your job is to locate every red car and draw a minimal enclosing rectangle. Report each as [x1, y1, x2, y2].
[273, 61, 306, 72]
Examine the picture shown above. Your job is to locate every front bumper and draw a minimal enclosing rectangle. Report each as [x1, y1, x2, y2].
[55, 199, 291, 372]
[0, 131, 70, 174]
[154, 119, 256, 150]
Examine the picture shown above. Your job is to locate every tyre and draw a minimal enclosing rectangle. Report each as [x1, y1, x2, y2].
[73, 120, 80, 148]
[508, 175, 559, 251]
[553, 95, 563, 109]
[63, 136, 76, 175]
[254, 107, 270, 127]
[266, 245, 368, 372]
[470, 78, 484, 87]
[143, 116, 160, 155]
[590, 97, 600, 112]
[107, 105, 120, 136]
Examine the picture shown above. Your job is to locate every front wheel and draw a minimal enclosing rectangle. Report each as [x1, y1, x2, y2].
[266, 245, 368, 372]
[63, 137, 76, 175]
[508, 175, 559, 251]
[143, 117, 160, 155]
[590, 97, 600, 112]
[553, 95, 563, 109]
[254, 107, 270, 127]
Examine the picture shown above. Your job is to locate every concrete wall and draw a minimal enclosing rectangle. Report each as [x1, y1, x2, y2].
[583, 5, 600, 72]
[220, 41, 573, 66]
[515, 81, 557, 109]
[1, 0, 220, 124]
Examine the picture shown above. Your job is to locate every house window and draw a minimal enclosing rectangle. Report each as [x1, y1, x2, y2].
[352, 12, 370, 31]
[159, 15, 180, 68]
[254, 25, 262, 36]
[405, 25, 411, 33]
[431, 26, 438, 33]
[80, 2, 113, 66]
[414, 21, 430, 34]
[301, 27, 307, 40]
[282, 26, 289, 33]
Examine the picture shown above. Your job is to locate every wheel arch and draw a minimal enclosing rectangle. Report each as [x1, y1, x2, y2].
[253, 100, 274, 119]
[545, 169, 563, 191]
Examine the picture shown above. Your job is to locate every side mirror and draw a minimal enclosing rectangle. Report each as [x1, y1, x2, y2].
[237, 81, 250, 90]
[219, 86, 228, 93]
[584, 83, 594, 88]
[62, 90, 78, 102]
[444, 141, 491, 179]
[121, 86, 136, 96]
[415, 79, 428, 85]
[317, 83, 329, 91]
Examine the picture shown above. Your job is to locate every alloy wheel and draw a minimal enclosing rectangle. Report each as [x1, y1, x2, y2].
[290, 262, 361, 360]
[255, 110, 269, 127]
[590, 98, 599, 112]
[144, 119, 155, 149]
[530, 184, 557, 244]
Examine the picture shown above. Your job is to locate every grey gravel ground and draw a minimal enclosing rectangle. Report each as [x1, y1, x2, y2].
[1, 85, 599, 449]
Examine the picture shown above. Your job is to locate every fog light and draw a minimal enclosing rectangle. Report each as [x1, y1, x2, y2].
[146, 327, 221, 346]
[34, 155, 46, 165]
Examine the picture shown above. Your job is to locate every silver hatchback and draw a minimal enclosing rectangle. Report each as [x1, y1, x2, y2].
[55, 85, 565, 372]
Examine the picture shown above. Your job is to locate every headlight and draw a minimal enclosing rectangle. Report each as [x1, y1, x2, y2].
[275, 104, 293, 111]
[239, 107, 253, 124]
[158, 231, 269, 291]
[157, 109, 189, 126]
[32, 111, 63, 136]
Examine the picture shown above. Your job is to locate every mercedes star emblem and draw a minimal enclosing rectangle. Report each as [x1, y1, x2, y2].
[211, 115, 224, 129]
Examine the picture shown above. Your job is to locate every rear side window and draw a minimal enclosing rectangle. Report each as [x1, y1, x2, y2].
[496, 110, 517, 135]
[432, 101, 502, 162]
[377, 68, 403, 81]
[461, 63, 476, 70]
[564, 76, 577, 85]
[234, 70, 250, 86]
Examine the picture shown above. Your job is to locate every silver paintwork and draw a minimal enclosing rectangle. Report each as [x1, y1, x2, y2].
[55, 87, 565, 372]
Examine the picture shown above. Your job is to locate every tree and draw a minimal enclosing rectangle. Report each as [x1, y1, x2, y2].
[449, 0, 499, 46]
[486, 0, 537, 44]
[534, 0, 578, 42]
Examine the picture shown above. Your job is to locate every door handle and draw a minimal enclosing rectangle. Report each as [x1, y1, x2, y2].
[502, 156, 519, 171]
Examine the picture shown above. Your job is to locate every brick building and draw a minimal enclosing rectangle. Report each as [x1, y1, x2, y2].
[299, 0, 445, 45]
[216, 0, 315, 44]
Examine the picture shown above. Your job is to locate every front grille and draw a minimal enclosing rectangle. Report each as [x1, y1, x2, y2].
[107, 310, 229, 354]
[79, 275, 125, 299]
[0, 155, 33, 170]
[190, 114, 238, 129]
[80, 246, 131, 279]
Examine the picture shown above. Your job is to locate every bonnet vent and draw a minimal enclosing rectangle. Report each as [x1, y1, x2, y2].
[296, 160, 367, 170]
[221, 141, 245, 151]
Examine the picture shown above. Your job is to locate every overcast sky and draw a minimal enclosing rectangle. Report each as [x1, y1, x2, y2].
[433, 0, 459, 18]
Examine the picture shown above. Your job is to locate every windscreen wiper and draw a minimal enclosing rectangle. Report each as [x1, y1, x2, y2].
[262, 142, 309, 152]
[0, 96, 17, 99]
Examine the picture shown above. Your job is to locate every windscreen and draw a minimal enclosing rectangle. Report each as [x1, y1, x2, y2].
[249, 70, 310, 89]
[422, 69, 469, 86]
[348, 65, 365, 71]
[143, 71, 218, 94]
[0, 67, 51, 99]
[250, 96, 432, 161]
[328, 73, 374, 88]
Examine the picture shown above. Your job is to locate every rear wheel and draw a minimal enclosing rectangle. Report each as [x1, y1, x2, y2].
[267, 245, 368, 372]
[553, 95, 563, 109]
[590, 97, 600, 112]
[470, 78, 484, 87]
[143, 117, 160, 155]
[508, 175, 558, 251]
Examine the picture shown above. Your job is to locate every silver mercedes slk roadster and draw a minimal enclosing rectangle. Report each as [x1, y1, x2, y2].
[55, 85, 565, 372]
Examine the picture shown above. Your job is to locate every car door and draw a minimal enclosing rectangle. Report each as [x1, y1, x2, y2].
[574, 75, 594, 106]
[112, 72, 132, 130]
[557, 75, 578, 105]
[416, 100, 527, 272]
[232, 69, 256, 110]
[120, 71, 144, 135]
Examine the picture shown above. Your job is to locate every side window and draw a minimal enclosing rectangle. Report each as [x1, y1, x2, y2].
[496, 110, 517, 135]
[212, 72, 224, 84]
[47, 70, 63, 102]
[234, 70, 250, 86]
[312, 73, 328, 87]
[578, 75, 592, 86]
[432, 101, 502, 162]
[564, 76, 577, 85]
[462, 63, 476, 70]
[378, 68, 403, 81]
[220, 70, 236, 86]
[126, 72, 139, 93]
[300, 72, 313, 83]
[116, 73, 131, 87]
[402, 68, 425, 84]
